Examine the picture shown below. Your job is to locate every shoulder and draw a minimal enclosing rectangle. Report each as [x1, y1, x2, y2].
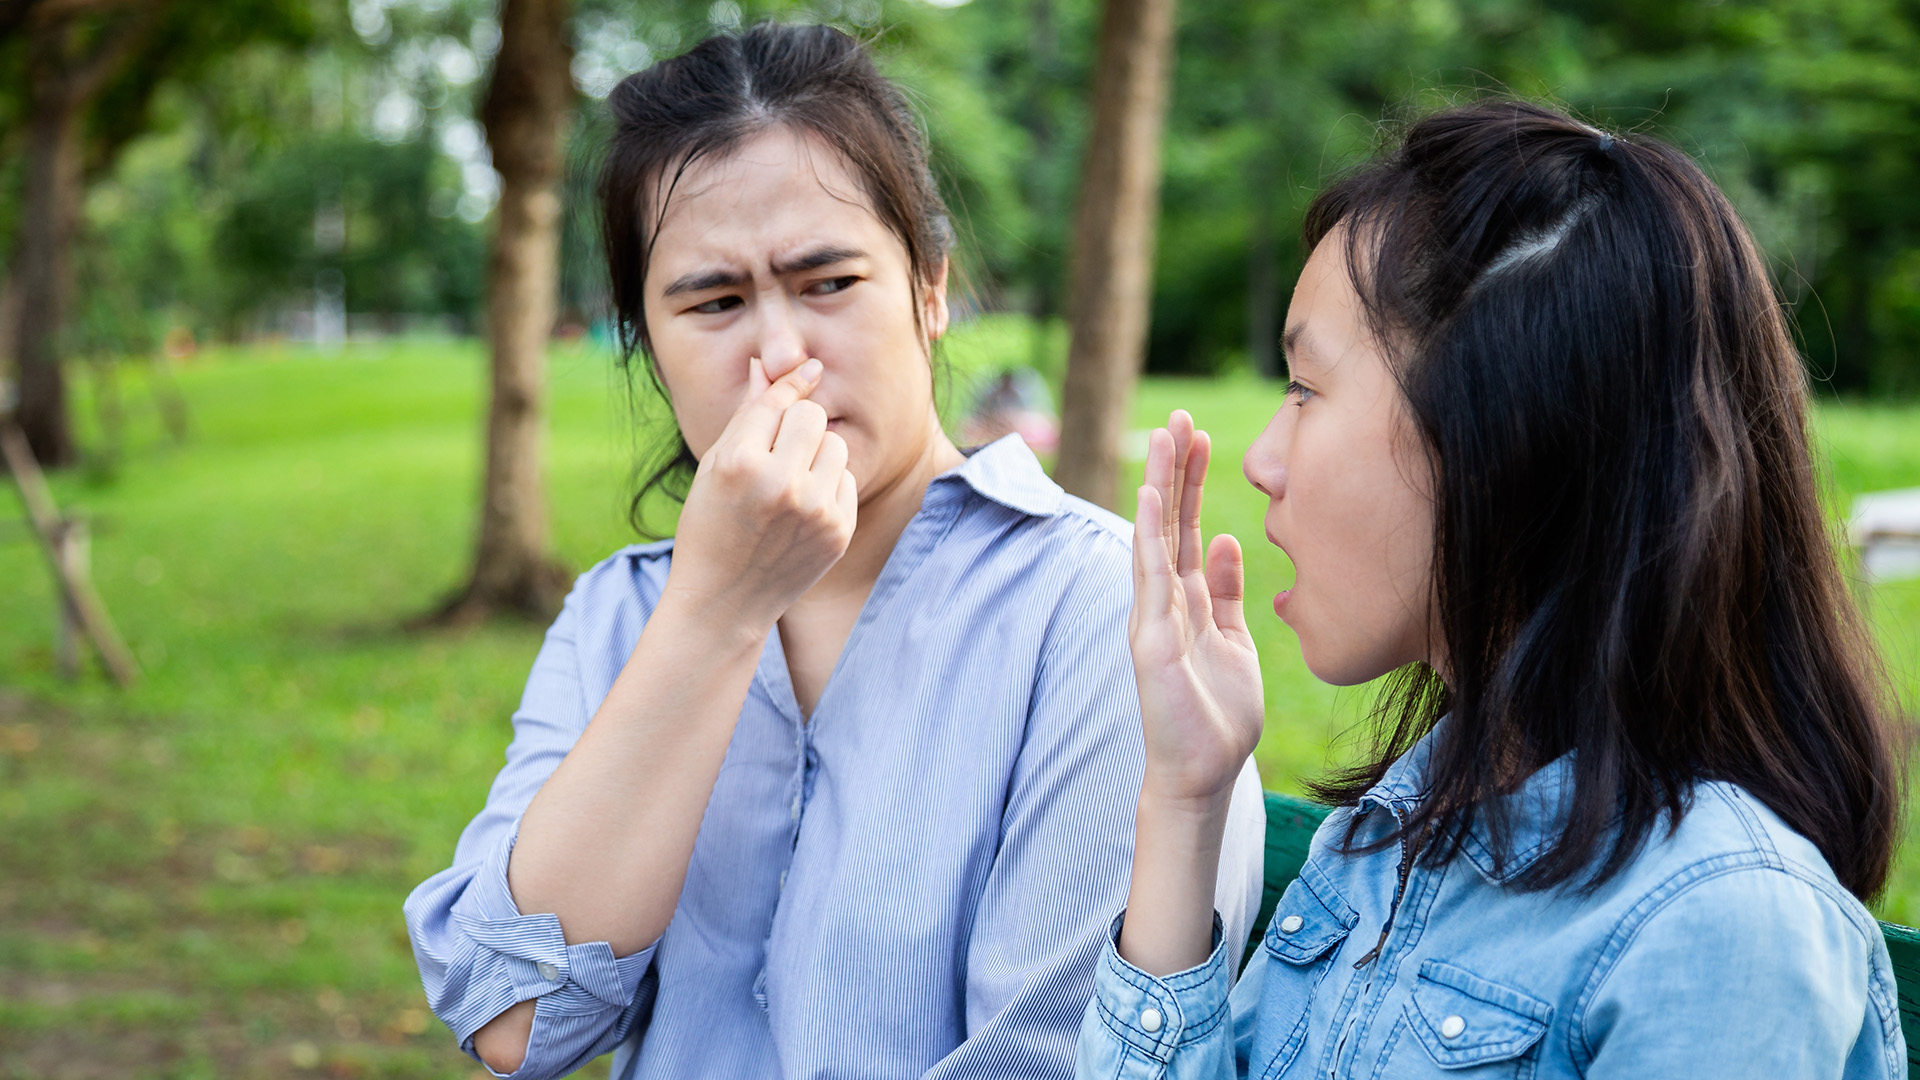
[551, 539, 677, 634]
[1012, 493, 1134, 583]
[1575, 783, 1894, 1046]
[1606, 782, 1882, 949]
[943, 470, 1135, 616]
[1051, 491, 1134, 548]
[1026, 496, 1134, 624]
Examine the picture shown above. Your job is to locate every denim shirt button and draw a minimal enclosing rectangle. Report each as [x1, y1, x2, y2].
[1140, 1008, 1163, 1034]
[1440, 1015, 1466, 1039]
[1279, 914, 1304, 934]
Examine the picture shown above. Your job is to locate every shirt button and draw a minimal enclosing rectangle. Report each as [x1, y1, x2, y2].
[1139, 1007, 1163, 1034]
[1279, 914, 1304, 934]
[536, 961, 560, 982]
[1440, 1015, 1466, 1039]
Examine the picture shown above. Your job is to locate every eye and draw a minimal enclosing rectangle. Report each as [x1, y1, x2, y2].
[806, 275, 859, 296]
[691, 295, 743, 315]
[1285, 379, 1317, 405]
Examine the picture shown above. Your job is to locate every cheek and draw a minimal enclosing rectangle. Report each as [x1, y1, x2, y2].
[1280, 426, 1413, 612]
[654, 352, 742, 458]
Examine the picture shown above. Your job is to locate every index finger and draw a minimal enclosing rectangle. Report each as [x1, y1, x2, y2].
[1176, 430, 1209, 576]
[726, 357, 823, 451]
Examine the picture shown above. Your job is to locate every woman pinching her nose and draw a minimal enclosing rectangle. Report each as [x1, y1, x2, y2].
[404, 21, 1267, 1080]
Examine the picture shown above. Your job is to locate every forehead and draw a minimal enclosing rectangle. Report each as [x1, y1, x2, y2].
[646, 126, 897, 279]
[1284, 228, 1375, 375]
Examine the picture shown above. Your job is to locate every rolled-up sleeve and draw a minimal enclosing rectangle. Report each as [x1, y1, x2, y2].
[402, 575, 659, 1079]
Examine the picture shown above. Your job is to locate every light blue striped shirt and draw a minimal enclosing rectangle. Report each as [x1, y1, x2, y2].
[404, 434, 1267, 1080]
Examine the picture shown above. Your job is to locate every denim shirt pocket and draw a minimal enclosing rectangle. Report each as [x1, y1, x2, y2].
[1373, 960, 1552, 1079]
[1253, 863, 1358, 1079]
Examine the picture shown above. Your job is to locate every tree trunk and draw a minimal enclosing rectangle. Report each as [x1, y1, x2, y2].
[6, 3, 162, 468]
[1054, 0, 1180, 509]
[1244, 21, 1280, 381]
[431, 0, 574, 624]
[11, 45, 87, 466]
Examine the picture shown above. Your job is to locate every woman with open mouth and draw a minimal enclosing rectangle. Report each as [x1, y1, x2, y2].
[1082, 100, 1905, 1079]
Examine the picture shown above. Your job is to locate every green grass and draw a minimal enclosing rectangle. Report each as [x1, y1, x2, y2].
[0, 332, 1916, 1077]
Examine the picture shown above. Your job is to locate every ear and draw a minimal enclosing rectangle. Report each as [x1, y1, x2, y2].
[922, 256, 951, 343]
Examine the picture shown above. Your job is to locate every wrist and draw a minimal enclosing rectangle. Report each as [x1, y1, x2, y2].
[1137, 769, 1237, 826]
[650, 585, 772, 660]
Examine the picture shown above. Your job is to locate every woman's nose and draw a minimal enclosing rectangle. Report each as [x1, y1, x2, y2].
[754, 300, 809, 382]
[1244, 420, 1289, 499]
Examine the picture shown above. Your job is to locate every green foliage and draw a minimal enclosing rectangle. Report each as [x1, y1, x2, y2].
[19, 0, 1920, 391]
[863, 0, 1920, 388]
[216, 133, 486, 326]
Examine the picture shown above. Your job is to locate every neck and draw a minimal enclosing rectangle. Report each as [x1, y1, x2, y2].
[803, 411, 964, 609]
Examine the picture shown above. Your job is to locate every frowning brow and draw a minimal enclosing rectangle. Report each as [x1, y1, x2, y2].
[772, 245, 865, 276]
[660, 246, 867, 299]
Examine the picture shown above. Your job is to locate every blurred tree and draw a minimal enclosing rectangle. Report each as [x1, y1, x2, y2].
[215, 133, 486, 333]
[0, 0, 308, 466]
[435, 0, 576, 623]
[1055, 0, 1179, 508]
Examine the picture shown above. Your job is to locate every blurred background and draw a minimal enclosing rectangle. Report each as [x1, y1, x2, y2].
[0, 0, 1916, 1076]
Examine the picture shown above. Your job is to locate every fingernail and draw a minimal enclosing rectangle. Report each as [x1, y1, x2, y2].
[799, 358, 823, 380]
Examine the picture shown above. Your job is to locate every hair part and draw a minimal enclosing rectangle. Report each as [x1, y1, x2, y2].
[598, 21, 954, 537]
[1303, 99, 1901, 899]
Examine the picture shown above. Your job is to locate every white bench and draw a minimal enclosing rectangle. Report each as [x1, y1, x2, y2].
[1852, 487, 1920, 581]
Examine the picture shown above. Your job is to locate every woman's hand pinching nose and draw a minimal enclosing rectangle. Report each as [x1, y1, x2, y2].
[662, 354, 858, 634]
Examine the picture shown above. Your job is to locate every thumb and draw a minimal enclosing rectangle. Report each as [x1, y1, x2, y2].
[747, 355, 772, 397]
[1205, 533, 1247, 636]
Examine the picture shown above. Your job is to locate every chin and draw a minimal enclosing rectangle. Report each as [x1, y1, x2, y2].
[1298, 637, 1396, 688]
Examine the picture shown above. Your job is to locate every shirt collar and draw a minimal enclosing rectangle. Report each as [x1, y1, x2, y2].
[935, 434, 1063, 518]
[1360, 719, 1579, 886]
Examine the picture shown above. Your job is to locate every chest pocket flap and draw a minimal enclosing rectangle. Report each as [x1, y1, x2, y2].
[1262, 862, 1357, 965]
[1406, 960, 1553, 1068]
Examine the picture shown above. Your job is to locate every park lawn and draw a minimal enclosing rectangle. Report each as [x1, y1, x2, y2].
[0, 332, 1916, 1078]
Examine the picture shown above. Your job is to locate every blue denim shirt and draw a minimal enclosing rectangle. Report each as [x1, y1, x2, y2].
[404, 436, 1268, 1080]
[1078, 730, 1904, 1079]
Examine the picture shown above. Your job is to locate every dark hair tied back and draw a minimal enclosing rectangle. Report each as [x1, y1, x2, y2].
[1305, 100, 1900, 899]
[598, 22, 953, 536]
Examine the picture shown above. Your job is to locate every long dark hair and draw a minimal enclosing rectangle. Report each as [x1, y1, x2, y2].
[598, 22, 953, 536]
[1305, 100, 1901, 899]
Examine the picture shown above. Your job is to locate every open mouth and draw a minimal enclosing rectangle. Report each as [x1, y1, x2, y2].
[1266, 529, 1295, 616]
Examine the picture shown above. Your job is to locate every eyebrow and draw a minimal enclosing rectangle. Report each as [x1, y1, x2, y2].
[773, 245, 865, 276]
[1281, 324, 1315, 376]
[1282, 325, 1306, 359]
[660, 245, 868, 299]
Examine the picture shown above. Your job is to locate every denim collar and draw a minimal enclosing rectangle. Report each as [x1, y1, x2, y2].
[934, 434, 1063, 518]
[1360, 721, 1580, 886]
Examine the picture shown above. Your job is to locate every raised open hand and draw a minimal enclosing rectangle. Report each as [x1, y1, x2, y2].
[1129, 410, 1266, 811]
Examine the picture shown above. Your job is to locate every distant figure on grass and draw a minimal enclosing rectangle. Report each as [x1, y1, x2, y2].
[403, 23, 1265, 1080]
[958, 368, 1060, 456]
[1079, 101, 1906, 1079]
